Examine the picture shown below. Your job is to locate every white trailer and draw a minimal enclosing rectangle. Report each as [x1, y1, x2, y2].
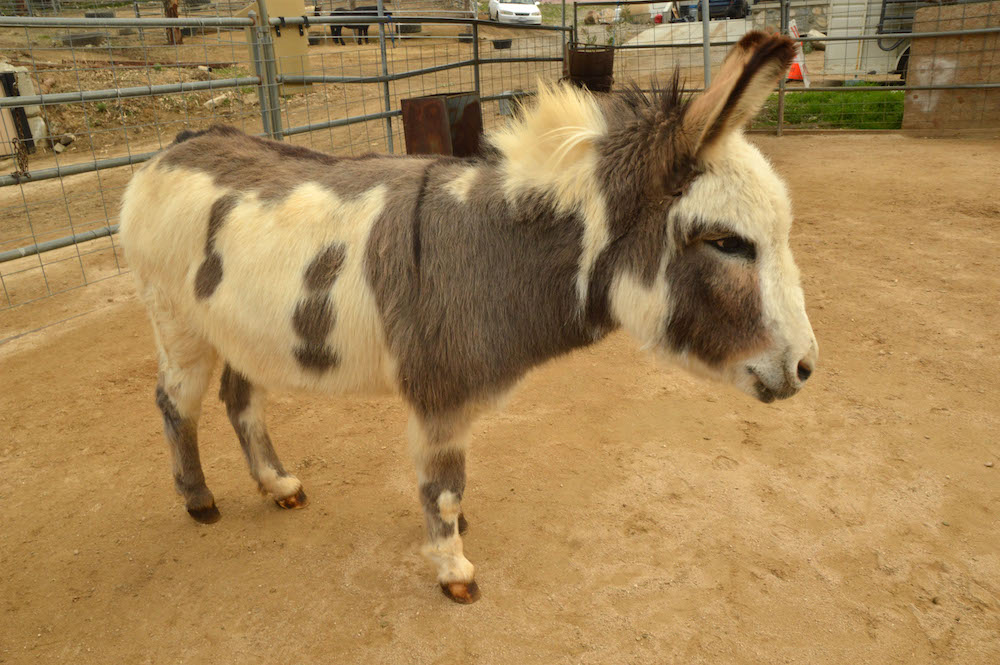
[823, 0, 977, 80]
[824, 0, 921, 79]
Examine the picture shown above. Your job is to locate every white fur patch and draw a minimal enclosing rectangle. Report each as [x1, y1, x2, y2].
[445, 166, 478, 204]
[488, 83, 611, 306]
[422, 537, 475, 584]
[437, 490, 461, 524]
[609, 254, 670, 350]
[257, 467, 302, 498]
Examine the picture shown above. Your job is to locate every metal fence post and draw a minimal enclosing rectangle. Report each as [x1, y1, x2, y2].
[247, 11, 274, 138]
[776, 0, 788, 136]
[573, 2, 578, 45]
[377, 0, 394, 153]
[701, 0, 711, 87]
[133, 1, 144, 41]
[472, 21, 481, 98]
[254, 0, 284, 140]
[561, 0, 567, 64]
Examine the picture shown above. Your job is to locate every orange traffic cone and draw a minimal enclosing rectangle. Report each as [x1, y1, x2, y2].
[786, 25, 811, 87]
[787, 62, 804, 82]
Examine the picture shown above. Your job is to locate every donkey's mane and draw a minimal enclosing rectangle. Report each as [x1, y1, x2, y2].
[606, 72, 689, 127]
[488, 73, 691, 169]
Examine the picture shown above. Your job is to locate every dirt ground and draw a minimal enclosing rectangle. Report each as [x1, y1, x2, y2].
[1, 134, 999, 664]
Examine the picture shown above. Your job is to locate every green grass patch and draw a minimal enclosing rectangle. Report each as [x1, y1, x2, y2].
[539, 4, 567, 25]
[757, 87, 904, 130]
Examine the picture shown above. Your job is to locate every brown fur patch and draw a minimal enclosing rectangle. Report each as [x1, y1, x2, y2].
[155, 383, 213, 509]
[303, 243, 346, 292]
[664, 236, 767, 366]
[194, 193, 240, 300]
[194, 254, 223, 300]
[159, 125, 433, 202]
[292, 295, 339, 370]
[366, 162, 599, 416]
[292, 244, 346, 372]
[419, 448, 466, 541]
[218, 363, 251, 417]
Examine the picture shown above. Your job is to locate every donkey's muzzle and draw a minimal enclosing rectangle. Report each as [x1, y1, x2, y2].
[751, 350, 816, 403]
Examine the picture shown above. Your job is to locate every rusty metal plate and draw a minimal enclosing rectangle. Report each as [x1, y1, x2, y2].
[402, 96, 452, 156]
[401, 92, 483, 157]
[443, 93, 482, 158]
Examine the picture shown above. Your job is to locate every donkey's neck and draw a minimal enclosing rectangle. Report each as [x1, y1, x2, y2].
[369, 159, 621, 414]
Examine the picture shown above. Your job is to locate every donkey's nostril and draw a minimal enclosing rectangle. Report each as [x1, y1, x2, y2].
[797, 361, 813, 383]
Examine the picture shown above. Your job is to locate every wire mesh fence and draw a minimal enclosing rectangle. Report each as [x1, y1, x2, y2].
[562, 0, 999, 131]
[1, 0, 997, 315]
[0, 3, 566, 311]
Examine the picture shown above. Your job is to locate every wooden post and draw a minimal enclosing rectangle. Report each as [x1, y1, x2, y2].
[163, 0, 183, 45]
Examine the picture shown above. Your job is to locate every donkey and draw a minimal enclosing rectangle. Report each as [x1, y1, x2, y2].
[119, 33, 817, 604]
[329, 6, 392, 46]
[328, 7, 352, 46]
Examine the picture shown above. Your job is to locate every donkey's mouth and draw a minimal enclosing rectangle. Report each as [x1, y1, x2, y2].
[748, 369, 798, 403]
[753, 379, 778, 403]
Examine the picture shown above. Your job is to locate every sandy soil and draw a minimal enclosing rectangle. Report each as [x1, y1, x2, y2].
[1, 134, 999, 664]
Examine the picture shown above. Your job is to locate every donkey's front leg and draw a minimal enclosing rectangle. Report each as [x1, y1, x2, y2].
[409, 410, 479, 603]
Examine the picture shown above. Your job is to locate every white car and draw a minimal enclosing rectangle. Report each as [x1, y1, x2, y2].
[489, 0, 542, 25]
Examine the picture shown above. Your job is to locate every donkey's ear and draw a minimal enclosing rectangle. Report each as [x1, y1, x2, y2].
[681, 32, 797, 155]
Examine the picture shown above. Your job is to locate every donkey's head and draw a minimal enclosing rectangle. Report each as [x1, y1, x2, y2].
[495, 32, 817, 402]
[609, 33, 818, 402]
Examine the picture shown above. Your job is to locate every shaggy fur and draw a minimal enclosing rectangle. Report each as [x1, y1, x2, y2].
[119, 32, 816, 602]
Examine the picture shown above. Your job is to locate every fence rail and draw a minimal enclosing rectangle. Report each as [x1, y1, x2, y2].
[1, 0, 997, 312]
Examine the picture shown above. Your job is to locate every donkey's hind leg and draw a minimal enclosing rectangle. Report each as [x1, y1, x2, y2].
[150, 314, 219, 523]
[218, 364, 306, 509]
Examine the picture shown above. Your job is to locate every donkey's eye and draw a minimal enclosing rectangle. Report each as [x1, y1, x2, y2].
[708, 236, 756, 260]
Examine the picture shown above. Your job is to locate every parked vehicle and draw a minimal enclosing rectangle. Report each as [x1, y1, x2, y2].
[667, 0, 749, 22]
[822, 0, 969, 81]
[489, 0, 543, 25]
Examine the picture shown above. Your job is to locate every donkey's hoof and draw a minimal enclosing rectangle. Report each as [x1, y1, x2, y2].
[440, 580, 480, 604]
[187, 503, 221, 524]
[275, 488, 308, 509]
[458, 513, 469, 535]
